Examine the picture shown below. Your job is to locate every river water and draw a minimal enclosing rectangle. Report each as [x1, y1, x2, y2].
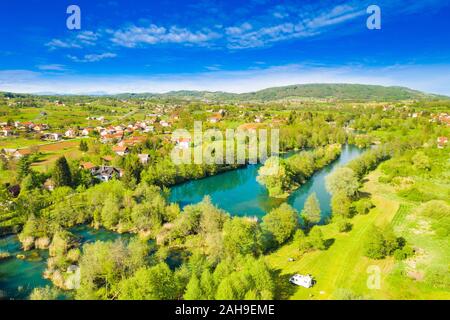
[0, 145, 363, 299]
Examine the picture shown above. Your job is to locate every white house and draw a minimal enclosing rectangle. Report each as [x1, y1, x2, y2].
[91, 166, 122, 182]
[65, 129, 77, 138]
[81, 128, 94, 136]
[176, 137, 191, 149]
[138, 153, 149, 165]
[42, 133, 62, 141]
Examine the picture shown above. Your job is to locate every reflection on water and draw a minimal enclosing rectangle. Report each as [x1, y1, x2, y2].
[0, 145, 363, 299]
[170, 145, 363, 219]
[0, 226, 132, 300]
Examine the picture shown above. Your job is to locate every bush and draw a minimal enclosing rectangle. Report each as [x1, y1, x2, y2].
[29, 286, 59, 300]
[353, 199, 373, 215]
[397, 187, 434, 202]
[364, 226, 406, 260]
[335, 218, 352, 233]
[393, 246, 414, 261]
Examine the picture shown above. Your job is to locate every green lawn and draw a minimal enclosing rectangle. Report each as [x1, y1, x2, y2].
[267, 168, 450, 300]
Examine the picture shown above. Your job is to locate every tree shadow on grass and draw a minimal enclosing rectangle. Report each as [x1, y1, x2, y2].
[358, 191, 372, 199]
[324, 238, 335, 250]
[272, 269, 298, 300]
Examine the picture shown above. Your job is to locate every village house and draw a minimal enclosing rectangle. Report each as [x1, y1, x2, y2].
[101, 155, 113, 164]
[81, 127, 94, 136]
[91, 166, 122, 182]
[175, 137, 191, 149]
[80, 162, 97, 170]
[1, 148, 32, 159]
[208, 113, 223, 124]
[33, 124, 49, 132]
[42, 133, 62, 141]
[21, 121, 35, 130]
[44, 179, 55, 191]
[80, 163, 122, 182]
[138, 153, 149, 165]
[112, 145, 130, 156]
[437, 113, 450, 126]
[254, 116, 263, 123]
[159, 120, 171, 127]
[101, 132, 123, 143]
[64, 129, 78, 138]
[0, 126, 14, 136]
[119, 135, 147, 148]
[437, 136, 448, 149]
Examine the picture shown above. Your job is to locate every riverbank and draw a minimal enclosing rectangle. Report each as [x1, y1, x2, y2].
[1, 145, 364, 300]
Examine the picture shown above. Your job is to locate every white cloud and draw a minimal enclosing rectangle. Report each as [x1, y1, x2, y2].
[111, 25, 220, 48]
[36, 64, 66, 71]
[226, 4, 365, 49]
[67, 52, 117, 63]
[46, 31, 99, 49]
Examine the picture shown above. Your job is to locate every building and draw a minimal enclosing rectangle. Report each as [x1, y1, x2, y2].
[0, 127, 14, 136]
[42, 133, 62, 141]
[81, 128, 94, 136]
[437, 136, 448, 149]
[208, 114, 223, 123]
[91, 166, 122, 182]
[65, 129, 78, 138]
[1, 148, 32, 159]
[175, 137, 191, 149]
[138, 153, 149, 165]
[80, 162, 97, 170]
[112, 145, 130, 156]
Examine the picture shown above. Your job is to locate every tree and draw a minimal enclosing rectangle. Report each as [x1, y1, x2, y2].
[334, 216, 352, 232]
[301, 193, 321, 226]
[184, 274, 203, 300]
[354, 198, 373, 215]
[257, 157, 293, 198]
[122, 154, 144, 188]
[79, 140, 88, 152]
[325, 167, 359, 198]
[29, 286, 59, 300]
[200, 269, 215, 300]
[412, 152, 431, 171]
[17, 155, 31, 180]
[118, 263, 178, 300]
[20, 172, 41, 191]
[222, 218, 261, 256]
[331, 192, 352, 218]
[262, 203, 299, 245]
[215, 278, 236, 300]
[293, 229, 312, 252]
[364, 226, 387, 259]
[308, 226, 326, 250]
[52, 156, 72, 187]
[77, 240, 149, 300]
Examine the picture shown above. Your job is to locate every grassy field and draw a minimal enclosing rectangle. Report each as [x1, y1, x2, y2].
[267, 165, 450, 300]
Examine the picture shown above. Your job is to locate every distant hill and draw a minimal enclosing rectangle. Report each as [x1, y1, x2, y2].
[2, 83, 448, 102]
[114, 84, 448, 102]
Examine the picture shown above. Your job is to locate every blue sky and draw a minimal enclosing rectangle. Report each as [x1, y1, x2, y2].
[1, 0, 450, 94]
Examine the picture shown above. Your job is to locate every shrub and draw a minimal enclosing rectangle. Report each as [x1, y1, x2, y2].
[353, 199, 373, 215]
[393, 246, 414, 261]
[335, 217, 352, 233]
